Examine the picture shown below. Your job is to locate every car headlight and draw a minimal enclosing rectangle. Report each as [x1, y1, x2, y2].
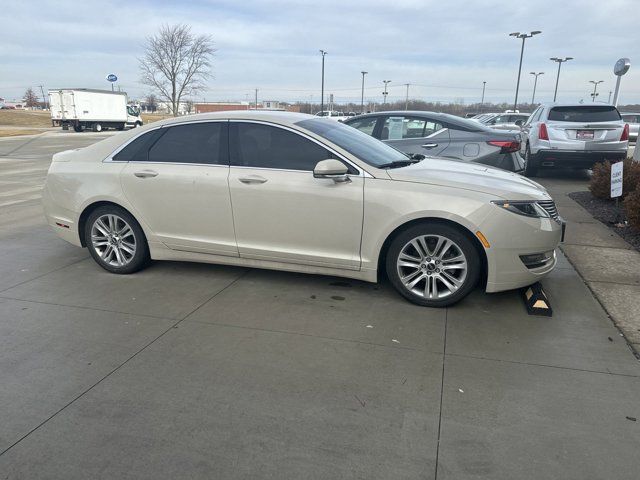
[491, 200, 550, 218]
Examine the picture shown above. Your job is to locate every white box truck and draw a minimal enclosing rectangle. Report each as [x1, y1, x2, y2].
[49, 89, 143, 132]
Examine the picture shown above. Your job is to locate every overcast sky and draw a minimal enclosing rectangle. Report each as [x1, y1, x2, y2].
[2, 0, 639, 105]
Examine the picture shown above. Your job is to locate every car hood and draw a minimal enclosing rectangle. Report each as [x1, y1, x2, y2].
[386, 158, 550, 200]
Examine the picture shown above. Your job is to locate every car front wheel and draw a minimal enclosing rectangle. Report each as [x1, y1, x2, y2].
[85, 206, 149, 274]
[386, 224, 480, 307]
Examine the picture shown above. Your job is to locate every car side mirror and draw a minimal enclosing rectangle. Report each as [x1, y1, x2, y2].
[313, 159, 350, 183]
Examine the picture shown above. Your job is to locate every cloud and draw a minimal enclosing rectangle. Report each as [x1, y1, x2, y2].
[1, 0, 638, 104]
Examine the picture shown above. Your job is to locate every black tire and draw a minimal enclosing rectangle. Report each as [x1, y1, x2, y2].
[385, 223, 480, 307]
[92, 123, 102, 132]
[84, 205, 150, 274]
[116, 123, 125, 131]
[523, 144, 539, 177]
[73, 125, 84, 133]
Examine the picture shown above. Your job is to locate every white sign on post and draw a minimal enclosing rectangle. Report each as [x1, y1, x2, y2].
[611, 161, 624, 198]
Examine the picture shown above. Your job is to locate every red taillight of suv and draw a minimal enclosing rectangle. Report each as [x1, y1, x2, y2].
[487, 140, 521, 153]
[621, 123, 629, 141]
[538, 123, 549, 140]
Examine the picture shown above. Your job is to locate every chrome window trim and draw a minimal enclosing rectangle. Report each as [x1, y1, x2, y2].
[228, 119, 370, 178]
[102, 119, 230, 164]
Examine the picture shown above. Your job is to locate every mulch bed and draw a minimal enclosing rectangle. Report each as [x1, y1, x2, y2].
[569, 191, 640, 252]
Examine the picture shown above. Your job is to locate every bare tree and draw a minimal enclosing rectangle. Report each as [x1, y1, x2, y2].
[144, 93, 158, 113]
[23, 87, 39, 108]
[139, 24, 215, 116]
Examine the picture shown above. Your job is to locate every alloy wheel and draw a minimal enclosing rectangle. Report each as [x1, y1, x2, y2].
[90, 214, 137, 267]
[396, 234, 468, 299]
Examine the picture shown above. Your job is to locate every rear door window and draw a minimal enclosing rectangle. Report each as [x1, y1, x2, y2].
[548, 106, 621, 122]
[148, 122, 228, 164]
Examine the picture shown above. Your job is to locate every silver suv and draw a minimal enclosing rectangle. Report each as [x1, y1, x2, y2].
[520, 103, 628, 176]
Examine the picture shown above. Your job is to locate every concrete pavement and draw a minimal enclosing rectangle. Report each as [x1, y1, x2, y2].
[0, 133, 639, 479]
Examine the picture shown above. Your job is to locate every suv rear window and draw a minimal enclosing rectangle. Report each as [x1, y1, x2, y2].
[548, 106, 621, 122]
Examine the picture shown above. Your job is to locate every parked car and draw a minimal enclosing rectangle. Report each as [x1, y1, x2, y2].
[471, 113, 498, 123]
[43, 111, 562, 307]
[481, 113, 531, 131]
[315, 110, 347, 121]
[620, 113, 639, 142]
[343, 111, 524, 171]
[520, 103, 628, 176]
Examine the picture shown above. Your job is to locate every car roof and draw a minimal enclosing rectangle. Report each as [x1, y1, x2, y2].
[155, 110, 316, 128]
[348, 110, 487, 130]
[539, 102, 617, 108]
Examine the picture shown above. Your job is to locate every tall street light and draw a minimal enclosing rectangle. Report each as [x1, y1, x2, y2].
[550, 57, 573, 102]
[382, 80, 391, 104]
[319, 50, 327, 114]
[480, 81, 486, 111]
[589, 80, 604, 102]
[360, 71, 368, 114]
[509, 31, 541, 111]
[530, 72, 544, 104]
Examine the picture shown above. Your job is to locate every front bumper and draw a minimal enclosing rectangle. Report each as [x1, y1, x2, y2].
[534, 149, 626, 168]
[480, 209, 564, 293]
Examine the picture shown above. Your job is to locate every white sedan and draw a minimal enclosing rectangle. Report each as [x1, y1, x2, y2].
[43, 111, 563, 307]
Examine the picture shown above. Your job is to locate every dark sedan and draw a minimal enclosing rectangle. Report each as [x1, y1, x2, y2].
[343, 111, 524, 172]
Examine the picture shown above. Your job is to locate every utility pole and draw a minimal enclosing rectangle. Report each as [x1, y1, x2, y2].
[480, 81, 486, 111]
[38, 85, 47, 110]
[530, 72, 544, 104]
[608, 91, 613, 103]
[382, 80, 391, 104]
[360, 71, 368, 114]
[550, 57, 573, 102]
[589, 80, 603, 102]
[404, 83, 410, 110]
[319, 50, 327, 114]
[509, 31, 542, 111]
[255, 88, 258, 110]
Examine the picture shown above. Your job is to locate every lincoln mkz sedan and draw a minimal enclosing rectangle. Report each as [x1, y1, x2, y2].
[43, 111, 563, 307]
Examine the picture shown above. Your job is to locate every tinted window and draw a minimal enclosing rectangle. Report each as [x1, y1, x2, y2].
[146, 123, 227, 164]
[296, 118, 409, 168]
[346, 116, 378, 136]
[112, 129, 164, 162]
[548, 106, 621, 122]
[230, 122, 333, 171]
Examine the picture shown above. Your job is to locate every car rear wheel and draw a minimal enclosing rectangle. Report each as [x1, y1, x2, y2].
[386, 223, 480, 307]
[85, 206, 149, 274]
[524, 145, 539, 177]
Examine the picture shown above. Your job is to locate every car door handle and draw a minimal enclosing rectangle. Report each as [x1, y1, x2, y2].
[422, 143, 438, 149]
[134, 170, 158, 178]
[239, 175, 267, 184]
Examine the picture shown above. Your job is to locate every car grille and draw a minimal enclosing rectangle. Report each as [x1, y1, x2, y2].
[538, 200, 559, 220]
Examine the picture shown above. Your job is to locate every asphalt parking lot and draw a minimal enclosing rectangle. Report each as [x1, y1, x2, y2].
[1, 132, 639, 479]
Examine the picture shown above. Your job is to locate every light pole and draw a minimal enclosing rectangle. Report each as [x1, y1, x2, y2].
[404, 83, 410, 110]
[319, 50, 327, 114]
[480, 81, 486, 111]
[382, 80, 391, 104]
[550, 57, 573, 102]
[360, 71, 368, 114]
[529, 72, 544, 104]
[608, 91, 613, 103]
[509, 31, 541, 111]
[589, 80, 604, 102]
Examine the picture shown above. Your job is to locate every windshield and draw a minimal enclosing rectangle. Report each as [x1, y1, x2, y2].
[548, 106, 621, 122]
[296, 118, 409, 168]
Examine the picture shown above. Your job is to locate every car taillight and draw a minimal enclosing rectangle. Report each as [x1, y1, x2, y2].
[538, 123, 549, 140]
[487, 140, 521, 153]
[621, 123, 629, 141]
